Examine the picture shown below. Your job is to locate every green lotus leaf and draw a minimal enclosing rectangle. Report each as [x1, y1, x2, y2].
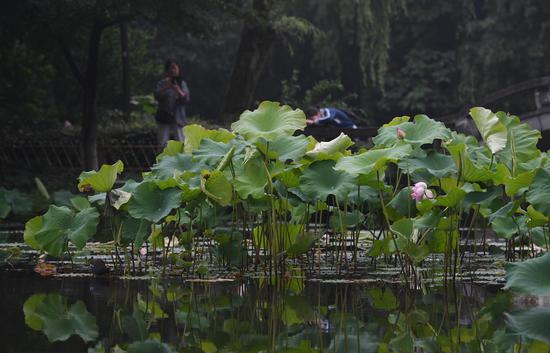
[193, 138, 240, 167]
[298, 160, 356, 202]
[23, 215, 43, 250]
[233, 158, 268, 199]
[305, 132, 354, 160]
[329, 210, 364, 230]
[505, 253, 550, 295]
[374, 114, 450, 147]
[493, 163, 536, 197]
[506, 309, 550, 344]
[335, 144, 412, 176]
[32, 205, 99, 257]
[149, 154, 202, 181]
[183, 124, 235, 153]
[201, 170, 233, 206]
[231, 101, 306, 141]
[446, 143, 494, 182]
[109, 189, 132, 210]
[398, 150, 456, 180]
[28, 294, 98, 342]
[77, 160, 124, 192]
[496, 112, 541, 170]
[287, 232, 319, 257]
[434, 186, 466, 208]
[470, 107, 508, 154]
[527, 205, 548, 228]
[156, 140, 183, 161]
[256, 134, 309, 162]
[526, 167, 550, 216]
[390, 218, 414, 238]
[120, 215, 151, 248]
[127, 181, 182, 223]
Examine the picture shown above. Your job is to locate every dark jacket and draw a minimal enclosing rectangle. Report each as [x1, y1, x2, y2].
[154, 78, 190, 126]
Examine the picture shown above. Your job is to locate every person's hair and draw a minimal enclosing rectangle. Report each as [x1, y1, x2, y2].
[305, 107, 319, 118]
[164, 58, 182, 84]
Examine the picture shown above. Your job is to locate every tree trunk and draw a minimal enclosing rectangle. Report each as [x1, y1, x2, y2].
[120, 21, 130, 119]
[221, 0, 276, 125]
[81, 22, 103, 171]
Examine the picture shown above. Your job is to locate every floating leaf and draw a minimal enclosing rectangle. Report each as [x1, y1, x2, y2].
[231, 101, 306, 142]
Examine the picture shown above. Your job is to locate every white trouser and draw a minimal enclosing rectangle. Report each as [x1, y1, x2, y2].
[157, 122, 184, 146]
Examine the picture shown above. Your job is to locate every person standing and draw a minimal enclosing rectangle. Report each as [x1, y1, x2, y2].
[154, 59, 190, 145]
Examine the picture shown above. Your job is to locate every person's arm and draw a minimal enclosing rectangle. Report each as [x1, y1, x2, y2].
[176, 81, 190, 103]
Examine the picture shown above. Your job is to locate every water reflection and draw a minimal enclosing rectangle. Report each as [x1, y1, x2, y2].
[1, 272, 549, 352]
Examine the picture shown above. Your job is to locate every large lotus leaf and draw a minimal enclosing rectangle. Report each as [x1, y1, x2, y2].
[23, 215, 43, 250]
[77, 160, 124, 192]
[29, 294, 98, 342]
[231, 101, 306, 141]
[390, 218, 414, 238]
[398, 150, 456, 180]
[334, 144, 412, 176]
[287, 232, 319, 257]
[149, 154, 201, 181]
[469, 107, 507, 154]
[527, 205, 549, 228]
[329, 210, 364, 229]
[127, 181, 182, 222]
[493, 163, 536, 197]
[446, 143, 494, 182]
[233, 158, 268, 199]
[201, 170, 233, 206]
[526, 167, 550, 216]
[305, 132, 354, 160]
[298, 160, 356, 201]
[367, 287, 399, 310]
[193, 138, 240, 167]
[373, 115, 450, 147]
[496, 112, 541, 170]
[23, 294, 46, 330]
[120, 216, 151, 248]
[33, 205, 99, 256]
[434, 186, 466, 208]
[183, 124, 235, 153]
[506, 309, 550, 344]
[504, 253, 550, 295]
[256, 134, 309, 162]
[155, 140, 183, 161]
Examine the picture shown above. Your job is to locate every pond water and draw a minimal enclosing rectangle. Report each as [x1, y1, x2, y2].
[2, 271, 548, 353]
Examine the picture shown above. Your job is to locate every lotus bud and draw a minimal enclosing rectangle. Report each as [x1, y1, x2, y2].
[397, 127, 406, 139]
[410, 182, 434, 201]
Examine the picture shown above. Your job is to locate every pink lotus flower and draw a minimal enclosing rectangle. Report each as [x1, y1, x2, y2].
[410, 182, 435, 201]
[397, 127, 406, 139]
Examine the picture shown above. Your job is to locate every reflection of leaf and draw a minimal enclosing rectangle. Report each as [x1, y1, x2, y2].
[367, 288, 399, 310]
[23, 294, 98, 343]
[505, 253, 550, 295]
[127, 339, 177, 353]
[506, 309, 550, 344]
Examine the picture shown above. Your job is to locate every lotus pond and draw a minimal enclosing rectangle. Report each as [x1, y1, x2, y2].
[1, 102, 550, 351]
